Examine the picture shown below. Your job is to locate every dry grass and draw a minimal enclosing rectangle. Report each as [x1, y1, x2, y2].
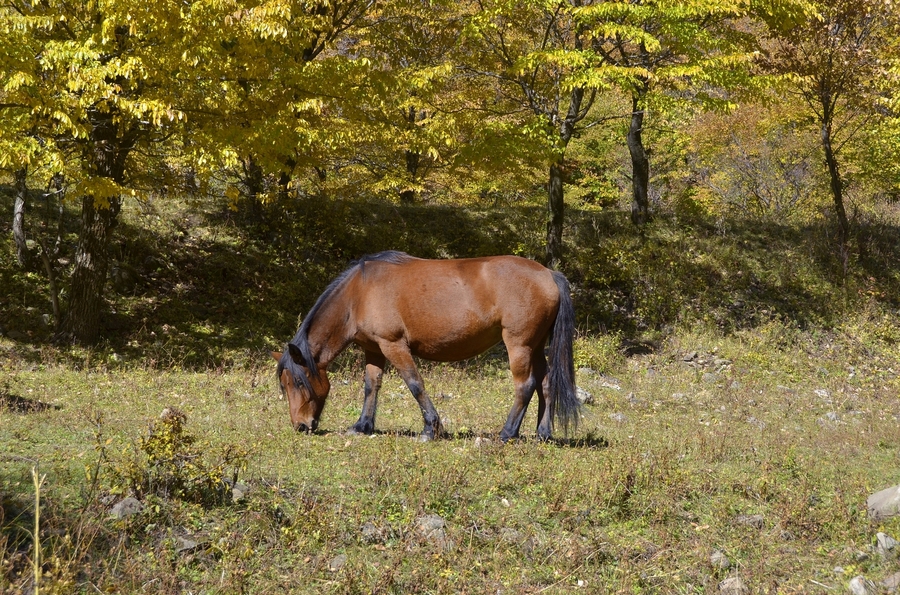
[2, 318, 899, 594]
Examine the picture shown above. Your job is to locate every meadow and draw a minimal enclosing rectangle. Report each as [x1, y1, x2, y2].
[2, 192, 900, 593]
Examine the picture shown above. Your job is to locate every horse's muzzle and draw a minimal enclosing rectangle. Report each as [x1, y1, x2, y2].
[294, 419, 318, 433]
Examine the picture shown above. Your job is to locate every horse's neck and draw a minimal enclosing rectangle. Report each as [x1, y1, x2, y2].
[306, 294, 354, 367]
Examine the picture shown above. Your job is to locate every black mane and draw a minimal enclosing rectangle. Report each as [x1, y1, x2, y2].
[277, 251, 415, 389]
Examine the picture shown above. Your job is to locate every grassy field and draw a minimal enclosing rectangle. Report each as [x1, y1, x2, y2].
[2, 192, 900, 593]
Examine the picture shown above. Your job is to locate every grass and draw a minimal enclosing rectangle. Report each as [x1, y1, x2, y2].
[2, 322, 900, 593]
[1, 189, 900, 592]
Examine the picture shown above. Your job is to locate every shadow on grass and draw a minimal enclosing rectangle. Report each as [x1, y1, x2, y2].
[0, 386, 60, 414]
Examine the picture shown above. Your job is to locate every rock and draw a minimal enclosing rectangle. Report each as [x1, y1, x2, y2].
[710, 550, 731, 570]
[231, 482, 249, 502]
[746, 416, 766, 430]
[576, 386, 594, 405]
[814, 388, 831, 399]
[868, 485, 900, 520]
[360, 522, 381, 544]
[415, 514, 451, 549]
[876, 532, 898, 557]
[882, 571, 900, 592]
[734, 514, 764, 529]
[848, 575, 876, 595]
[718, 576, 749, 595]
[728, 381, 742, 390]
[498, 527, 524, 543]
[597, 376, 621, 391]
[683, 351, 699, 362]
[577, 367, 597, 376]
[328, 553, 348, 572]
[702, 373, 719, 384]
[175, 536, 199, 553]
[473, 436, 492, 448]
[109, 497, 143, 519]
[608, 412, 627, 423]
[825, 411, 840, 422]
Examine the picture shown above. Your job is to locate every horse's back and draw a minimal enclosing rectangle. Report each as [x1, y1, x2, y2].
[350, 255, 560, 360]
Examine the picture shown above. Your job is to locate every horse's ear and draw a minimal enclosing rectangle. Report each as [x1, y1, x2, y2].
[287, 343, 307, 366]
[270, 351, 282, 362]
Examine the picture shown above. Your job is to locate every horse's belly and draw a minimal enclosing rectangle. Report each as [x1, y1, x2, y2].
[408, 325, 503, 362]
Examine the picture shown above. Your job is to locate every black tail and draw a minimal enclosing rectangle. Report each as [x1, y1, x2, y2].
[548, 271, 580, 436]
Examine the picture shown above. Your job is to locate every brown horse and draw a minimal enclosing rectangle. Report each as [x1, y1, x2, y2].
[272, 251, 579, 441]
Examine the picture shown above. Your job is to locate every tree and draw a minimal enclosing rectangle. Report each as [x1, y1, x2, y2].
[583, 0, 776, 225]
[762, 0, 899, 267]
[1, 0, 376, 344]
[459, 0, 608, 268]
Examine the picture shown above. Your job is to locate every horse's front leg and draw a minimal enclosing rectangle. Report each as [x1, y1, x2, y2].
[349, 350, 385, 435]
[382, 344, 443, 441]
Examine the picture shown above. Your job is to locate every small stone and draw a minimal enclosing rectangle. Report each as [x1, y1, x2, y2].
[231, 482, 249, 502]
[683, 351, 699, 362]
[868, 485, 900, 520]
[729, 381, 742, 390]
[109, 497, 143, 519]
[848, 575, 876, 595]
[360, 522, 381, 544]
[598, 376, 621, 390]
[702, 373, 719, 384]
[576, 386, 594, 405]
[882, 571, 900, 592]
[834, 566, 845, 575]
[175, 536, 199, 553]
[814, 388, 831, 398]
[734, 514, 764, 529]
[825, 411, 839, 422]
[415, 514, 452, 550]
[474, 436, 491, 448]
[746, 416, 766, 430]
[499, 527, 524, 543]
[710, 550, 730, 570]
[718, 576, 749, 595]
[328, 553, 348, 572]
[877, 532, 898, 557]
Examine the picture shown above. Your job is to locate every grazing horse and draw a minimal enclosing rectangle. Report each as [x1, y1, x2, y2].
[272, 251, 580, 441]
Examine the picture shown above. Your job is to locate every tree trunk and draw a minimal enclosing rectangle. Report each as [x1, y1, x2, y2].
[13, 168, 31, 268]
[63, 195, 121, 344]
[545, 159, 566, 269]
[821, 120, 850, 270]
[61, 107, 132, 344]
[400, 106, 421, 205]
[543, 85, 586, 269]
[628, 91, 651, 226]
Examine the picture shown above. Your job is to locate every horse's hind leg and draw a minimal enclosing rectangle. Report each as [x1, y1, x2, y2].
[499, 347, 545, 441]
[349, 350, 385, 435]
[382, 344, 443, 441]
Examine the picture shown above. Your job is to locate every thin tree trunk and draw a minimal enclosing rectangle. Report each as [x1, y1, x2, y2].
[13, 168, 30, 268]
[400, 106, 420, 205]
[544, 85, 586, 269]
[821, 120, 850, 271]
[628, 91, 651, 226]
[545, 159, 565, 269]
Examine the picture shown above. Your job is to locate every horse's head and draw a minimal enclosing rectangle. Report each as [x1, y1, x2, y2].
[272, 344, 330, 433]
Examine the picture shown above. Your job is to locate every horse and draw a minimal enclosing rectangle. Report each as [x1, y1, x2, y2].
[272, 251, 580, 441]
